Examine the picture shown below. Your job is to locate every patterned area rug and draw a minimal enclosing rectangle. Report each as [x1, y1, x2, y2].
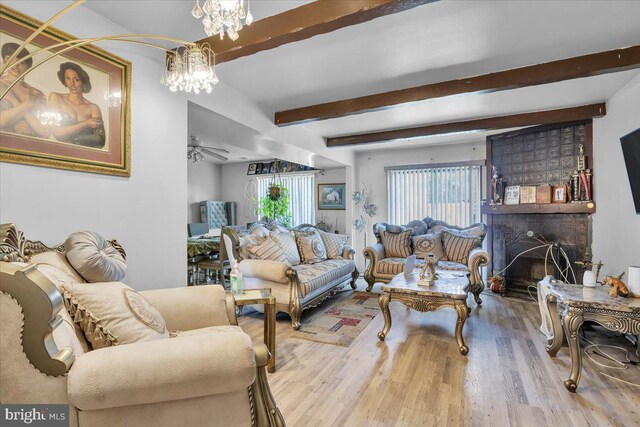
[293, 291, 380, 347]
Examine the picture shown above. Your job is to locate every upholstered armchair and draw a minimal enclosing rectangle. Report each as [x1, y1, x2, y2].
[0, 224, 284, 427]
[363, 217, 490, 304]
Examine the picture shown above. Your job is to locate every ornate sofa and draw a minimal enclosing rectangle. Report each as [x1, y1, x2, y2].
[0, 223, 284, 427]
[224, 223, 358, 330]
[363, 217, 490, 304]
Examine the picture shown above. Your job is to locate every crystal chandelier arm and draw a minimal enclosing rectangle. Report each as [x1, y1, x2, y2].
[0, 0, 85, 76]
[0, 35, 197, 101]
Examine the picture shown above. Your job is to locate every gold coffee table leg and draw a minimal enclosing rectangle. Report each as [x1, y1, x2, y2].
[562, 307, 584, 392]
[454, 303, 469, 355]
[378, 292, 392, 341]
[264, 298, 276, 373]
[545, 294, 563, 357]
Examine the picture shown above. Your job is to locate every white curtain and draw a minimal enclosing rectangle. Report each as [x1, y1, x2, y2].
[257, 174, 315, 226]
[386, 164, 482, 226]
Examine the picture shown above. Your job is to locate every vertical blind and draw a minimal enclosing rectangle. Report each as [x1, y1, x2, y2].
[257, 174, 315, 226]
[386, 163, 482, 227]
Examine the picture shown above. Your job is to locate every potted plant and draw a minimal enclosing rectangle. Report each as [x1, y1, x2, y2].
[254, 183, 292, 227]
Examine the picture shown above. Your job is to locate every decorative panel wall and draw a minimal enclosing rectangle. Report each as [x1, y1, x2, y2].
[486, 121, 593, 295]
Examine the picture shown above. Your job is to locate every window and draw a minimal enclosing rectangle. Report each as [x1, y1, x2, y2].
[386, 162, 483, 226]
[257, 174, 315, 226]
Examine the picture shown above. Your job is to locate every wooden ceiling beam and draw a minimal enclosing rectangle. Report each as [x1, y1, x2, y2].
[195, 0, 438, 64]
[325, 103, 607, 147]
[277, 46, 639, 126]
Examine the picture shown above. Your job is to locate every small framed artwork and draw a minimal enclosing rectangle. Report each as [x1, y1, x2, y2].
[553, 185, 567, 203]
[247, 163, 257, 175]
[505, 185, 521, 205]
[254, 162, 263, 174]
[268, 161, 276, 174]
[279, 161, 288, 173]
[536, 185, 552, 204]
[520, 186, 537, 204]
[260, 163, 270, 174]
[318, 183, 346, 210]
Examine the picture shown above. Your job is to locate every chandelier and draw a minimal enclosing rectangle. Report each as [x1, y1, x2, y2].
[161, 44, 218, 94]
[0, 0, 220, 104]
[191, 0, 253, 41]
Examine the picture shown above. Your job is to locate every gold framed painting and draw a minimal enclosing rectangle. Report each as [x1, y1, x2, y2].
[0, 5, 131, 177]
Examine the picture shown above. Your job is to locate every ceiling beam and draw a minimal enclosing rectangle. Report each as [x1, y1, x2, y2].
[277, 46, 639, 126]
[325, 103, 607, 147]
[196, 0, 438, 64]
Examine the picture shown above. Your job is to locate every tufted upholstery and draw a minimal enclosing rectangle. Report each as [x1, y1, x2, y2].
[199, 201, 237, 230]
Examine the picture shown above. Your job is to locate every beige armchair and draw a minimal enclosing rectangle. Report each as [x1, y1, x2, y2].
[0, 223, 285, 427]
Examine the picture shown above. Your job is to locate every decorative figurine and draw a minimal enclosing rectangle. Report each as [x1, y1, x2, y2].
[490, 165, 504, 205]
[489, 275, 504, 294]
[575, 250, 603, 287]
[602, 273, 630, 298]
[419, 254, 439, 286]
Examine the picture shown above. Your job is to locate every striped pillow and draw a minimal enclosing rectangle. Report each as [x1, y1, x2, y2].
[319, 231, 348, 259]
[247, 237, 289, 263]
[441, 231, 482, 264]
[379, 229, 412, 258]
[270, 231, 301, 265]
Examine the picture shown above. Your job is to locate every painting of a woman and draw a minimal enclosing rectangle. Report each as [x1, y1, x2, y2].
[48, 62, 105, 148]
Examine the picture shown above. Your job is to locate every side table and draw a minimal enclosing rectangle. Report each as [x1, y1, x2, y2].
[233, 288, 277, 373]
[543, 281, 640, 392]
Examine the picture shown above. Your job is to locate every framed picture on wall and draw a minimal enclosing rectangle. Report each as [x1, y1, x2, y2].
[504, 185, 521, 205]
[553, 185, 567, 203]
[0, 5, 131, 177]
[318, 183, 346, 210]
[260, 163, 270, 174]
[247, 163, 257, 175]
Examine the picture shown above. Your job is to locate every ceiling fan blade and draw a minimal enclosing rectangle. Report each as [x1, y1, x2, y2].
[202, 148, 228, 161]
[201, 146, 230, 154]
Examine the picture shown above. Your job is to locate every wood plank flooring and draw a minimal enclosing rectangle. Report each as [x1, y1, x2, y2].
[238, 281, 640, 427]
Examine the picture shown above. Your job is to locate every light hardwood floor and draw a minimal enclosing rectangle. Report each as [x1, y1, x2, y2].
[238, 281, 640, 427]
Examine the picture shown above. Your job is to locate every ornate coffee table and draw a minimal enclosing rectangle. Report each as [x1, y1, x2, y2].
[544, 282, 640, 392]
[378, 271, 470, 355]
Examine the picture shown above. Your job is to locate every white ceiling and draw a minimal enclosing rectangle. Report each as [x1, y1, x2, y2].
[84, 0, 640, 164]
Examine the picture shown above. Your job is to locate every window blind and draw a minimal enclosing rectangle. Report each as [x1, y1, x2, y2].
[386, 163, 482, 227]
[257, 174, 315, 226]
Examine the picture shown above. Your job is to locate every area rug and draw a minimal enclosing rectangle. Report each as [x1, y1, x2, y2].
[293, 291, 380, 347]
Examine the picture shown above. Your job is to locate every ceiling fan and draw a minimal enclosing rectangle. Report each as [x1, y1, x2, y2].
[187, 136, 230, 162]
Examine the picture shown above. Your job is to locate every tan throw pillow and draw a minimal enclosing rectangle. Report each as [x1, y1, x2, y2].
[270, 231, 301, 265]
[412, 233, 447, 260]
[248, 237, 289, 263]
[65, 231, 126, 282]
[380, 229, 412, 258]
[295, 229, 327, 264]
[441, 231, 482, 265]
[319, 231, 348, 259]
[62, 282, 168, 349]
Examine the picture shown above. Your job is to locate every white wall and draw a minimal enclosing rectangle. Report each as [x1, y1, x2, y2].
[0, 2, 188, 290]
[592, 74, 640, 277]
[187, 162, 222, 224]
[352, 141, 486, 268]
[315, 168, 347, 233]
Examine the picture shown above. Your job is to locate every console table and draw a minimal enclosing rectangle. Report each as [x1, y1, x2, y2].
[543, 282, 640, 392]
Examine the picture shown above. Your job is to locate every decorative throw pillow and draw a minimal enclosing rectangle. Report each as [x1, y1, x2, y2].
[270, 231, 301, 265]
[379, 229, 412, 258]
[430, 224, 486, 239]
[62, 282, 169, 349]
[319, 231, 348, 259]
[247, 237, 289, 263]
[295, 229, 327, 264]
[441, 231, 482, 264]
[64, 231, 126, 282]
[412, 232, 447, 260]
[238, 226, 270, 260]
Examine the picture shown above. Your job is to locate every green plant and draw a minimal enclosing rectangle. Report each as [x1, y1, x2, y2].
[253, 184, 292, 227]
